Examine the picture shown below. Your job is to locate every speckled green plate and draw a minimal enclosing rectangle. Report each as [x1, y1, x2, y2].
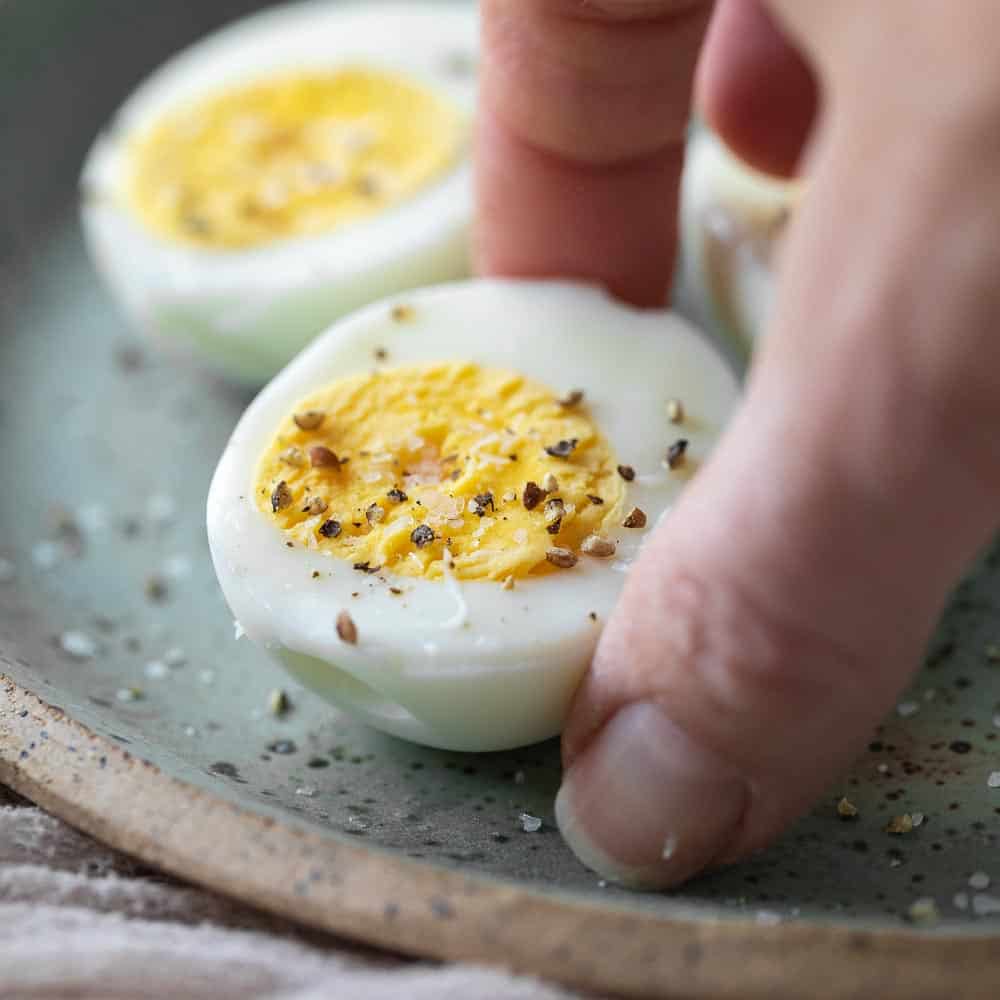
[3, 3, 1000, 997]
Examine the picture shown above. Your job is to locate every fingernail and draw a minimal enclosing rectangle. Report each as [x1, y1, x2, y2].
[555, 702, 748, 888]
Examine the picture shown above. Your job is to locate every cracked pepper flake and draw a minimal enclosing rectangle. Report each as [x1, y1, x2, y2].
[271, 481, 293, 512]
[336, 610, 358, 644]
[387, 487, 408, 503]
[522, 481, 544, 510]
[301, 496, 328, 516]
[309, 445, 340, 468]
[545, 547, 577, 569]
[544, 438, 578, 459]
[557, 389, 584, 408]
[666, 439, 689, 469]
[580, 535, 616, 558]
[622, 507, 647, 529]
[410, 524, 435, 548]
[616, 464, 635, 482]
[319, 519, 342, 538]
[293, 410, 325, 431]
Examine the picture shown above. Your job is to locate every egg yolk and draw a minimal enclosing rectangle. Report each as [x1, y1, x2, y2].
[128, 69, 464, 249]
[255, 362, 625, 581]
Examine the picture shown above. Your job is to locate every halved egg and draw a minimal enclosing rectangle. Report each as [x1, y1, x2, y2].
[207, 280, 740, 751]
[80, 1, 478, 384]
[680, 127, 801, 359]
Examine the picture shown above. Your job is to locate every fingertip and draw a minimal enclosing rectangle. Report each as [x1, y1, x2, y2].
[695, 0, 818, 178]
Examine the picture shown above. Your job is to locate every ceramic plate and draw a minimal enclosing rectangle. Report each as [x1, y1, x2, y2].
[2, 3, 1000, 997]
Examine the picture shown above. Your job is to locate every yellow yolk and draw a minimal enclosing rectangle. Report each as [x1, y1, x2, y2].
[254, 362, 625, 581]
[128, 69, 465, 249]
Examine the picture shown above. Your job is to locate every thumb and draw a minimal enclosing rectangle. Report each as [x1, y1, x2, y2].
[556, 108, 1000, 887]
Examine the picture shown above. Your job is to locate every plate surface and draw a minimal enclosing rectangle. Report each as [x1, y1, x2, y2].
[2, 2, 1000, 997]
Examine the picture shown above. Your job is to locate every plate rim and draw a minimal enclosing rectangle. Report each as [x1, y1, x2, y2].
[3, 666, 1000, 1000]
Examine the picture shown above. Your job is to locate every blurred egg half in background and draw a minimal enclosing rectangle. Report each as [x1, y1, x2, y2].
[80, 1, 478, 384]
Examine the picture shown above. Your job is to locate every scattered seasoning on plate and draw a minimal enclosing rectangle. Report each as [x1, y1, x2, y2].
[885, 814, 914, 835]
[374, 347, 388, 362]
[544, 438, 578, 459]
[541, 473, 559, 494]
[144, 575, 169, 602]
[387, 487, 408, 503]
[391, 303, 415, 322]
[336, 610, 358, 645]
[665, 439, 689, 470]
[268, 689, 292, 717]
[522, 481, 544, 510]
[667, 398, 685, 424]
[545, 547, 577, 569]
[310, 445, 340, 468]
[581, 535, 616, 558]
[60, 630, 96, 660]
[271, 481, 293, 512]
[353, 562, 380, 574]
[557, 389, 584, 408]
[501, 575, 514, 591]
[616, 464, 635, 482]
[319, 519, 342, 538]
[622, 507, 647, 529]
[837, 797, 859, 820]
[293, 410, 325, 431]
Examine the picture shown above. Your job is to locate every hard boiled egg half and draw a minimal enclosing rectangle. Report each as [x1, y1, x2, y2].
[681, 127, 801, 360]
[80, 1, 478, 384]
[207, 280, 739, 752]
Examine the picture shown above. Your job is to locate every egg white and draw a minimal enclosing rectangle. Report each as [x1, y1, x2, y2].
[80, 0, 478, 384]
[207, 280, 740, 752]
[680, 127, 800, 359]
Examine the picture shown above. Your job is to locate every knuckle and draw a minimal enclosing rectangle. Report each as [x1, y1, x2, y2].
[649, 566, 866, 759]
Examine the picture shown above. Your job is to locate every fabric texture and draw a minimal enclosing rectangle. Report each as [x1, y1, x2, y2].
[0, 785, 581, 1000]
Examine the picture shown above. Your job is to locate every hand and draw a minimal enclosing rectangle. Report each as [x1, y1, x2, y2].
[477, 0, 1000, 887]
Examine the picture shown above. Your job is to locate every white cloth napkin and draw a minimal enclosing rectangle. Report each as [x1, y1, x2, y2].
[0, 787, 581, 1000]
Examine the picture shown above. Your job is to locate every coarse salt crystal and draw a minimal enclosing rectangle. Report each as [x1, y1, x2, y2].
[233, 621, 246, 641]
[144, 660, 168, 679]
[146, 494, 178, 525]
[911, 812, 925, 828]
[896, 700, 920, 718]
[163, 554, 193, 579]
[296, 785, 318, 798]
[163, 647, 186, 667]
[988, 772, 1000, 789]
[662, 834, 678, 861]
[972, 893, 1000, 917]
[60, 631, 96, 660]
[519, 812, 542, 833]
[32, 540, 62, 571]
[969, 872, 991, 890]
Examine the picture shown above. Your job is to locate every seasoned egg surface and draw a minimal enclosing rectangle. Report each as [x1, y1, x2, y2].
[207, 280, 740, 751]
[80, 1, 478, 383]
[681, 128, 801, 359]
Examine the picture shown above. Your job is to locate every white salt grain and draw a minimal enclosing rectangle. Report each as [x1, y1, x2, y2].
[296, 785, 318, 798]
[144, 660, 168, 679]
[60, 631, 96, 660]
[969, 872, 991, 891]
[896, 700, 920, 718]
[32, 541, 62, 571]
[988, 772, 1000, 789]
[519, 813, 542, 833]
[163, 646, 187, 668]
